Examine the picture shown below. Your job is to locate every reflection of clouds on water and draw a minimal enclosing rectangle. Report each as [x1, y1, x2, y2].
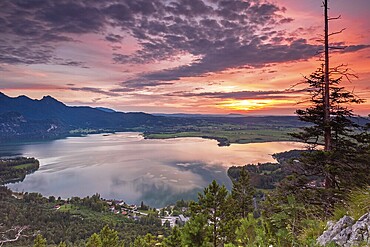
[110, 173, 204, 207]
[110, 160, 231, 207]
[3, 133, 304, 207]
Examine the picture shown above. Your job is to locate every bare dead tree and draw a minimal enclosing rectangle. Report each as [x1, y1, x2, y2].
[0, 225, 35, 246]
[323, 0, 331, 152]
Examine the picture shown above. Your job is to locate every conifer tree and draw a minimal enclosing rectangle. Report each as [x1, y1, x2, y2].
[163, 226, 182, 247]
[86, 233, 102, 247]
[99, 225, 120, 247]
[286, 0, 370, 214]
[33, 234, 47, 247]
[181, 214, 210, 247]
[190, 180, 237, 247]
[231, 167, 255, 218]
[57, 242, 67, 247]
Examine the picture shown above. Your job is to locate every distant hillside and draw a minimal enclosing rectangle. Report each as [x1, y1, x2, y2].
[0, 92, 161, 128]
[0, 92, 311, 142]
[0, 92, 169, 140]
[95, 107, 116, 113]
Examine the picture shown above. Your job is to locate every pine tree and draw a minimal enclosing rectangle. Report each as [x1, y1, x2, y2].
[33, 234, 47, 247]
[163, 226, 182, 247]
[284, 33, 370, 217]
[231, 167, 255, 218]
[181, 214, 210, 247]
[86, 233, 102, 247]
[99, 225, 120, 247]
[57, 242, 67, 247]
[133, 233, 158, 247]
[287, 65, 369, 212]
[191, 180, 237, 247]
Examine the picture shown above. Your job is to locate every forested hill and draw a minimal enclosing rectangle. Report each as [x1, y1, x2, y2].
[0, 92, 161, 129]
[0, 92, 172, 140]
[0, 92, 307, 142]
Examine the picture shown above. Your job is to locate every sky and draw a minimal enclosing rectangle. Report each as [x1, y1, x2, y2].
[1, 0, 369, 115]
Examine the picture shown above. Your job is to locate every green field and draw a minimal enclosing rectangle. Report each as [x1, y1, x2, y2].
[58, 204, 129, 224]
[144, 127, 298, 146]
[12, 163, 37, 170]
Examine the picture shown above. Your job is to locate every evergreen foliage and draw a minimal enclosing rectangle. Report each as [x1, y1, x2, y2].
[33, 234, 47, 247]
[163, 226, 182, 247]
[99, 225, 120, 247]
[284, 67, 370, 215]
[86, 233, 102, 247]
[190, 180, 237, 247]
[231, 167, 255, 218]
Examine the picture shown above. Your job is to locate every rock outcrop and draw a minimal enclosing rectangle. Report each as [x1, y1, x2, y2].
[317, 212, 370, 246]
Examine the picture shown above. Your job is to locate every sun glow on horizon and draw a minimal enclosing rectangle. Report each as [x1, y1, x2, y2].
[218, 99, 277, 112]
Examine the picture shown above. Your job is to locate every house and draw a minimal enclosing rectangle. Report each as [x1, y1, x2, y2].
[178, 214, 190, 226]
[161, 216, 179, 227]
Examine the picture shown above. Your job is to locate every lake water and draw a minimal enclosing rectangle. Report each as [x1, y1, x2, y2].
[2, 133, 305, 207]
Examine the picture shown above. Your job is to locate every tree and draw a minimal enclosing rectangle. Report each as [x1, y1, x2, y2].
[163, 226, 182, 247]
[288, 67, 369, 211]
[234, 214, 272, 247]
[181, 214, 210, 247]
[231, 167, 255, 218]
[286, 0, 370, 214]
[58, 241, 67, 247]
[99, 225, 120, 247]
[132, 233, 158, 247]
[191, 180, 237, 247]
[86, 233, 102, 247]
[33, 234, 47, 247]
[0, 225, 31, 246]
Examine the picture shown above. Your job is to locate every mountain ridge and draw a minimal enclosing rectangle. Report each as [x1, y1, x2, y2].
[0, 92, 166, 140]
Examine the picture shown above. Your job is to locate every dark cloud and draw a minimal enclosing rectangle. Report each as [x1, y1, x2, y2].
[129, 39, 320, 83]
[105, 33, 124, 43]
[166, 89, 304, 100]
[1, 0, 369, 88]
[37, 2, 105, 34]
[70, 87, 120, 97]
[117, 80, 174, 91]
[341, 45, 370, 53]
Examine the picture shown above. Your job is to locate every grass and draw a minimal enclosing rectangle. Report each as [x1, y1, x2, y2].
[58, 204, 129, 224]
[12, 163, 36, 170]
[145, 128, 298, 145]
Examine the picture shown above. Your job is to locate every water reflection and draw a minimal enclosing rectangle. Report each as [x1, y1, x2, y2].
[3, 133, 305, 207]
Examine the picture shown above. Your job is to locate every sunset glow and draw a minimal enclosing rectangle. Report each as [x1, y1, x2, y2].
[0, 0, 369, 115]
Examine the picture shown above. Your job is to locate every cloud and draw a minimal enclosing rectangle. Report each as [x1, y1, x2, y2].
[341, 45, 370, 53]
[105, 33, 124, 43]
[166, 89, 304, 100]
[1, 0, 369, 88]
[70, 87, 120, 97]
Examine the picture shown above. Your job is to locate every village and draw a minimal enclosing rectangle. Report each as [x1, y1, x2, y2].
[53, 196, 191, 228]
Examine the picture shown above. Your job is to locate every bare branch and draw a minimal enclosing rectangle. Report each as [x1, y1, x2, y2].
[329, 46, 345, 50]
[328, 28, 346, 36]
[0, 226, 35, 246]
[328, 15, 341, 20]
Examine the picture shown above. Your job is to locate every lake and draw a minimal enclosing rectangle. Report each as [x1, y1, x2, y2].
[2, 133, 305, 207]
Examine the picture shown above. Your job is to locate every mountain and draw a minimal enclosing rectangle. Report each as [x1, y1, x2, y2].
[0, 92, 313, 142]
[95, 107, 116, 113]
[0, 92, 170, 140]
[0, 93, 162, 129]
[0, 111, 68, 140]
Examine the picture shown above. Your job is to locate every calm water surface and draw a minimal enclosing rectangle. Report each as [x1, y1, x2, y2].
[2, 133, 305, 207]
